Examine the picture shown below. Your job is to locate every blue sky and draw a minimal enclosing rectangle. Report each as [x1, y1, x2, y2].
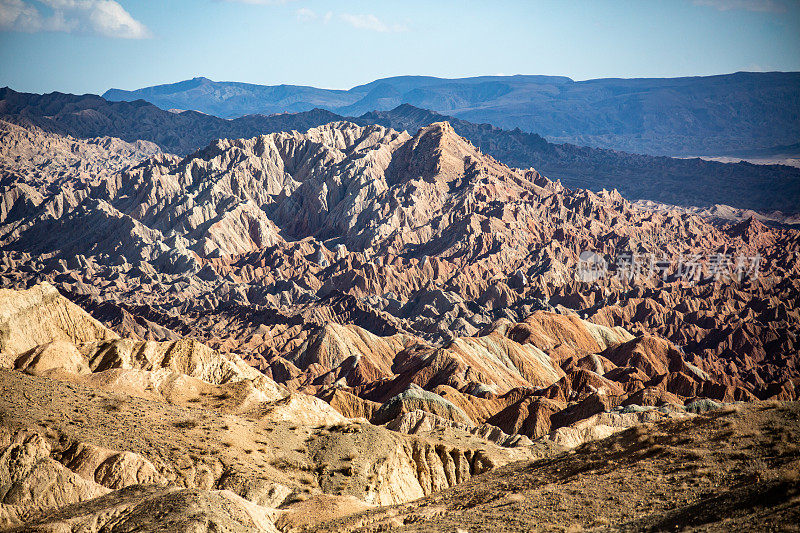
[1, 0, 799, 94]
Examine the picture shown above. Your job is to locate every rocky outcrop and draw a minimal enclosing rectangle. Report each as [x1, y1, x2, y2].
[505, 313, 634, 360]
[316, 388, 381, 420]
[79, 337, 279, 393]
[371, 385, 473, 426]
[280, 323, 420, 391]
[0, 282, 291, 403]
[314, 402, 800, 533]
[601, 335, 709, 381]
[55, 440, 166, 490]
[16, 484, 282, 533]
[0, 428, 109, 527]
[385, 409, 532, 448]
[0, 282, 117, 364]
[0, 118, 159, 188]
[545, 406, 691, 448]
[486, 395, 565, 438]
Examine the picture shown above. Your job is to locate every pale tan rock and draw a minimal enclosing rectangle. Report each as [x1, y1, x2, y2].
[275, 494, 375, 531]
[0, 429, 109, 528]
[385, 409, 532, 447]
[0, 282, 117, 360]
[15, 485, 282, 533]
[55, 441, 165, 490]
[546, 409, 692, 448]
[14, 340, 89, 376]
[81, 337, 265, 385]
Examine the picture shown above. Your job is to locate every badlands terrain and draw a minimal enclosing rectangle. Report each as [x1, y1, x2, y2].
[0, 109, 798, 530]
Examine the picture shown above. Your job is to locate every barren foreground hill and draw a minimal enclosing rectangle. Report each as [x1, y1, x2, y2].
[0, 283, 544, 530]
[0, 284, 797, 531]
[0, 117, 799, 530]
[318, 401, 800, 532]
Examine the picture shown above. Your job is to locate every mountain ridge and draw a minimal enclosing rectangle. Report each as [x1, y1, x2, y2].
[102, 71, 800, 156]
[3, 87, 798, 213]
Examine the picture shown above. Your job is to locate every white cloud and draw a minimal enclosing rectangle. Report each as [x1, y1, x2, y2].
[295, 7, 315, 22]
[0, 0, 151, 38]
[0, 0, 42, 32]
[295, 9, 402, 31]
[295, 8, 334, 24]
[339, 13, 407, 33]
[692, 0, 787, 13]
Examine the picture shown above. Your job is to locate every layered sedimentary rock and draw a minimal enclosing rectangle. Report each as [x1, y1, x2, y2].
[2, 110, 799, 530]
[0, 283, 537, 531]
[2, 119, 798, 431]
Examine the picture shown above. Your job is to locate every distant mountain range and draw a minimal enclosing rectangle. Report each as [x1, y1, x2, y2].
[102, 72, 800, 157]
[0, 87, 342, 156]
[2, 87, 798, 212]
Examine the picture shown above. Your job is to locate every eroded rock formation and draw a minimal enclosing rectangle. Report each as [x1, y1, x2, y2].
[1, 117, 799, 530]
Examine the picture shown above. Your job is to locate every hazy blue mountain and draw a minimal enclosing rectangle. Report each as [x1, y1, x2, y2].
[3, 88, 798, 212]
[0, 87, 342, 156]
[103, 72, 800, 156]
[104, 77, 355, 117]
